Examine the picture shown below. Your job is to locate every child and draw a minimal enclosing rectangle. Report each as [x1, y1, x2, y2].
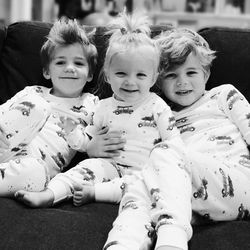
[157, 27, 250, 223]
[0, 18, 99, 197]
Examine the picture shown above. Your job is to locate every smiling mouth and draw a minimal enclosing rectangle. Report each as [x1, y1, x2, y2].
[121, 88, 138, 93]
[176, 90, 192, 96]
[60, 77, 78, 79]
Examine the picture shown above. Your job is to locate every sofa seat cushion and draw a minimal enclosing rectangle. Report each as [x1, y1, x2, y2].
[0, 198, 118, 250]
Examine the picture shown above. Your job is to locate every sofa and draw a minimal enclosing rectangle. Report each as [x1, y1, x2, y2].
[1, 20, 250, 250]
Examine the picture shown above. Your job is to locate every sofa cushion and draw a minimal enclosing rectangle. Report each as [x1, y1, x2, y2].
[199, 27, 250, 102]
[0, 197, 118, 250]
[0, 21, 52, 104]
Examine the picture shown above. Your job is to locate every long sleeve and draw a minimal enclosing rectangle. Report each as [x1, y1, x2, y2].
[218, 84, 250, 144]
[60, 93, 99, 152]
[64, 125, 91, 152]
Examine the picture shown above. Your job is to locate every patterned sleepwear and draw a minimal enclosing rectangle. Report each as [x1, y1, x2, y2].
[0, 85, 98, 196]
[177, 84, 250, 221]
[105, 84, 250, 250]
[46, 92, 184, 206]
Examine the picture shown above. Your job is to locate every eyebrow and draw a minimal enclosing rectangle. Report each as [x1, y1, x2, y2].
[54, 56, 85, 60]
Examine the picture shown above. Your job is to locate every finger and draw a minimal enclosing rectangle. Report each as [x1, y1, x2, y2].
[106, 130, 123, 137]
[96, 126, 109, 135]
[101, 150, 121, 158]
[104, 144, 125, 151]
[104, 137, 126, 145]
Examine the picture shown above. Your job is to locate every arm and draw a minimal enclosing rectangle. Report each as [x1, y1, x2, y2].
[86, 126, 126, 158]
[219, 84, 250, 144]
[58, 118, 91, 152]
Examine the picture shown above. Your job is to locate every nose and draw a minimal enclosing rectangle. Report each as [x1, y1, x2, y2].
[124, 76, 135, 86]
[64, 63, 76, 73]
[176, 75, 187, 87]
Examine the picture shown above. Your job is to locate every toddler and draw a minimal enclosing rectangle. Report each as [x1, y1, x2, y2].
[1, 18, 98, 197]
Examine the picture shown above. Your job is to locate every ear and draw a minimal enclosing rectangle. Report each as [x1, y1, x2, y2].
[43, 69, 51, 80]
[87, 74, 93, 82]
[103, 68, 111, 85]
[204, 70, 210, 84]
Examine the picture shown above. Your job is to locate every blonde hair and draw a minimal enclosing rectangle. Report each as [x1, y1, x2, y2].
[156, 28, 216, 79]
[41, 18, 97, 78]
[103, 11, 160, 78]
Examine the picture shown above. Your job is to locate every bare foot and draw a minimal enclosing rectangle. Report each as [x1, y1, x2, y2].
[15, 189, 54, 208]
[72, 182, 95, 207]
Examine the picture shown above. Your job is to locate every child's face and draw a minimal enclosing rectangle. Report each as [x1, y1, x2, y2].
[106, 46, 158, 103]
[160, 52, 209, 110]
[44, 43, 92, 98]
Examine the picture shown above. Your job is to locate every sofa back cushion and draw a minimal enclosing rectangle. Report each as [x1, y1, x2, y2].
[0, 21, 52, 104]
[0, 21, 169, 104]
[199, 27, 250, 101]
[1, 22, 250, 103]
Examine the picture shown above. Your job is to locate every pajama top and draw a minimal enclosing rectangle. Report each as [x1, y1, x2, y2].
[1, 85, 98, 178]
[84, 92, 184, 201]
[87, 92, 179, 170]
[174, 84, 250, 163]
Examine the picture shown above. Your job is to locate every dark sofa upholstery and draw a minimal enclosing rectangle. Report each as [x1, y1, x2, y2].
[1, 21, 250, 250]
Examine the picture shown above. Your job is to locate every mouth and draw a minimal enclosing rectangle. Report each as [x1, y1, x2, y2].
[175, 90, 192, 96]
[59, 77, 78, 80]
[121, 88, 138, 93]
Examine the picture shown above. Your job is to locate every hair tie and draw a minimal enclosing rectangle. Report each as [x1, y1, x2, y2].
[133, 29, 142, 34]
[120, 27, 127, 34]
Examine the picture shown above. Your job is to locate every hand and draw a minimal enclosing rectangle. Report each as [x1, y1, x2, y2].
[58, 117, 79, 135]
[87, 126, 126, 158]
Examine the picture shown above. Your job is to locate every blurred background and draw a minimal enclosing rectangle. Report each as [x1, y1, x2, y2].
[1, 0, 250, 30]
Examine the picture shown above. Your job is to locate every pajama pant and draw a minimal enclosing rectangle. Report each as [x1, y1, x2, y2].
[0, 95, 51, 196]
[104, 146, 192, 250]
[104, 149, 250, 249]
[189, 150, 250, 221]
[48, 158, 126, 204]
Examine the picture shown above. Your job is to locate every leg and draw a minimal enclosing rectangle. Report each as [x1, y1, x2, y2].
[0, 94, 51, 163]
[189, 150, 250, 221]
[62, 158, 121, 206]
[15, 158, 121, 207]
[104, 178, 153, 250]
[148, 144, 192, 250]
[0, 157, 49, 197]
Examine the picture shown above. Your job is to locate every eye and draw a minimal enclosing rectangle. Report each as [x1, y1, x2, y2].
[55, 60, 65, 65]
[187, 71, 197, 76]
[115, 72, 126, 77]
[137, 73, 147, 78]
[164, 73, 176, 79]
[75, 61, 85, 66]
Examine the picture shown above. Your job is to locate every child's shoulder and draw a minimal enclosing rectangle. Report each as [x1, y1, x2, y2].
[150, 92, 170, 107]
[208, 84, 238, 97]
[21, 85, 49, 95]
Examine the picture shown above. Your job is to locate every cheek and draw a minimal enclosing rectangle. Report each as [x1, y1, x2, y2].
[161, 82, 172, 98]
